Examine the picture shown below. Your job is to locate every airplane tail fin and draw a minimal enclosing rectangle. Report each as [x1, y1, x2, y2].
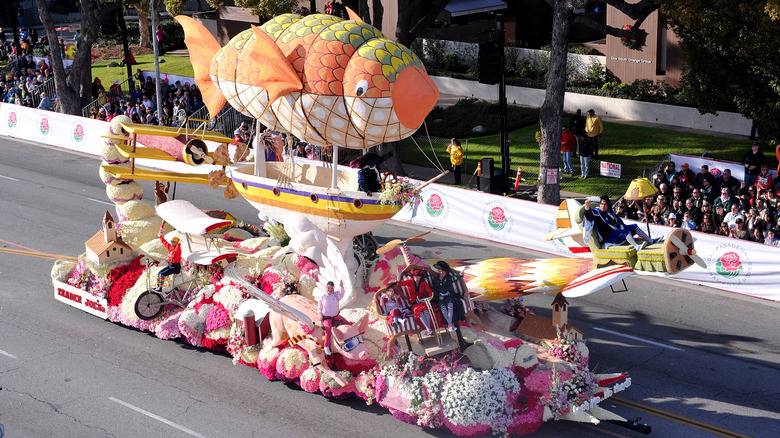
[545, 199, 583, 240]
[174, 15, 227, 118]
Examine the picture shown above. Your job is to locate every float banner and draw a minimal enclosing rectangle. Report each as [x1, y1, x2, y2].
[395, 183, 780, 301]
[54, 280, 108, 319]
[669, 153, 776, 181]
[599, 161, 621, 178]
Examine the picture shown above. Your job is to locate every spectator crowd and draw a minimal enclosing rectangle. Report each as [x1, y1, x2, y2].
[1, 25, 56, 110]
[86, 70, 205, 127]
[611, 144, 780, 246]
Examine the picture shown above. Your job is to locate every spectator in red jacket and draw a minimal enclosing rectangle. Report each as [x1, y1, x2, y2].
[560, 126, 576, 174]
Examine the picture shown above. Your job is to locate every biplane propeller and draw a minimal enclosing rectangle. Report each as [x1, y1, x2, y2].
[376, 231, 431, 266]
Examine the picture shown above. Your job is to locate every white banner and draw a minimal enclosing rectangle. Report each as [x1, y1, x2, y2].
[2, 103, 779, 301]
[669, 153, 776, 181]
[395, 183, 780, 301]
[599, 161, 621, 178]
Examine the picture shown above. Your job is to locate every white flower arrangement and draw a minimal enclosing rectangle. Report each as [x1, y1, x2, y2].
[262, 221, 290, 246]
[213, 282, 247, 316]
[441, 367, 516, 429]
[51, 260, 77, 282]
[378, 177, 422, 206]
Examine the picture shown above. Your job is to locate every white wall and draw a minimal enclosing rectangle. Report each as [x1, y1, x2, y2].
[432, 76, 753, 137]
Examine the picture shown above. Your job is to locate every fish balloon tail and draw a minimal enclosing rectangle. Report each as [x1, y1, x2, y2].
[174, 15, 227, 118]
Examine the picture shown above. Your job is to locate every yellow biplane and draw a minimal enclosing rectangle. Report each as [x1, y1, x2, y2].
[101, 120, 241, 185]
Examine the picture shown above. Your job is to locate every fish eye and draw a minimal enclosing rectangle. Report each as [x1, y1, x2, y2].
[355, 79, 368, 97]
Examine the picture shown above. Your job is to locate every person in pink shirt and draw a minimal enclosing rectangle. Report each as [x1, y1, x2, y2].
[318, 281, 344, 355]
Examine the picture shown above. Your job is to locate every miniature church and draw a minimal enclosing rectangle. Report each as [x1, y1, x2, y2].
[85, 211, 134, 265]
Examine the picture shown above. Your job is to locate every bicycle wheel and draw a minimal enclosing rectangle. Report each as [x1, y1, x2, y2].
[135, 291, 164, 320]
[353, 232, 378, 260]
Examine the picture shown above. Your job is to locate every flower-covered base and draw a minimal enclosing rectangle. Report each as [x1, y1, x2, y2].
[52, 229, 630, 437]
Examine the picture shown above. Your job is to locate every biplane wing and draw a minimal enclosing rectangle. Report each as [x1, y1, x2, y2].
[157, 199, 232, 234]
[561, 264, 634, 298]
[100, 164, 223, 185]
[112, 142, 180, 161]
[118, 122, 234, 143]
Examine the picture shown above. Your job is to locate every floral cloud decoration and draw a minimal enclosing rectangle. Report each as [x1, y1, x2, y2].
[53, 218, 631, 437]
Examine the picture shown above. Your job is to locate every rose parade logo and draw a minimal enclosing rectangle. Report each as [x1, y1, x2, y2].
[426, 193, 444, 217]
[39, 116, 51, 136]
[715, 251, 742, 279]
[72, 122, 86, 143]
[481, 200, 513, 237]
[488, 206, 507, 231]
[707, 244, 751, 285]
[423, 189, 449, 223]
[7, 111, 17, 129]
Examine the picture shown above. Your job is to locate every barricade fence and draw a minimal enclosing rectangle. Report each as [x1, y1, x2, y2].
[1, 102, 776, 301]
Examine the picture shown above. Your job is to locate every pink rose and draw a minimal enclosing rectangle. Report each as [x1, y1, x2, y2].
[491, 207, 505, 223]
[9, 112, 17, 124]
[75, 125, 84, 137]
[720, 252, 741, 272]
[428, 194, 443, 210]
[41, 118, 49, 129]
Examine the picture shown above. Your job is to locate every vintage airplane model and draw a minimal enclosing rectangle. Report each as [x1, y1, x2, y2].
[100, 120, 241, 186]
[436, 199, 706, 301]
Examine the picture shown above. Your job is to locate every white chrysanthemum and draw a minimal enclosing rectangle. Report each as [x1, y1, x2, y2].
[99, 162, 132, 184]
[297, 274, 317, 300]
[441, 368, 509, 426]
[214, 283, 246, 315]
[223, 227, 254, 241]
[120, 216, 164, 249]
[51, 260, 77, 281]
[99, 142, 130, 165]
[118, 200, 155, 222]
[106, 181, 143, 205]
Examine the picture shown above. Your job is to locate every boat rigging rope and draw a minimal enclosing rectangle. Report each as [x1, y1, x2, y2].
[410, 121, 446, 172]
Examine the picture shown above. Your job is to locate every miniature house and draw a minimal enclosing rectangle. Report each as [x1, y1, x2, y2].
[85, 211, 134, 266]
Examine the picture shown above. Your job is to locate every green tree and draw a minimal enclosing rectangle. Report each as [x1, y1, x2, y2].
[35, 0, 122, 114]
[535, 0, 658, 205]
[202, 0, 298, 19]
[663, 0, 780, 142]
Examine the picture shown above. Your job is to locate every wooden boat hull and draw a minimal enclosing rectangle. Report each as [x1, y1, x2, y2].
[227, 162, 401, 240]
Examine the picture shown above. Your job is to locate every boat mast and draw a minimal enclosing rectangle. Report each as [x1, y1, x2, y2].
[331, 144, 339, 189]
[253, 126, 266, 178]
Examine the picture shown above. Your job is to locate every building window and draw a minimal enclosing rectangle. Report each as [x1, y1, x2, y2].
[656, 20, 667, 75]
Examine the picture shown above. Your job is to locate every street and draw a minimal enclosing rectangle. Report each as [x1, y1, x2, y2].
[0, 137, 778, 437]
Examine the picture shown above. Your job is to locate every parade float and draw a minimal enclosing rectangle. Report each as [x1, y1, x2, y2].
[46, 10, 712, 436]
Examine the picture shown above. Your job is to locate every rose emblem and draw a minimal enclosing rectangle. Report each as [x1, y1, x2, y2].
[715, 251, 742, 279]
[40, 118, 51, 135]
[426, 194, 444, 217]
[488, 206, 507, 231]
[73, 124, 85, 142]
[8, 111, 17, 129]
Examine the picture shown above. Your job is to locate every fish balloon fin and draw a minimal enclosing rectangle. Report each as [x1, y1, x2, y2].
[249, 25, 303, 106]
[345, 7, 363, 23]
[174, 15, 227, 118]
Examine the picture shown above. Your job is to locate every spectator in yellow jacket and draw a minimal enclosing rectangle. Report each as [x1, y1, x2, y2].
[585, 109, 603, 160]
[446, 138, 464, 185]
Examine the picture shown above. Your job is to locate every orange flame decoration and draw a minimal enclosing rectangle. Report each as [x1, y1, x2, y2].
[447, 258, 593, 301]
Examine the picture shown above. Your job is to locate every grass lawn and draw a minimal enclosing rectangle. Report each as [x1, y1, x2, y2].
[402, 120, 751, 198]
[90, 54, 194, 85]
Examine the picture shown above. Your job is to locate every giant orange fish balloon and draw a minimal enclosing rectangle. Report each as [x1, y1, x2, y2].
[175, 13, 439, 149]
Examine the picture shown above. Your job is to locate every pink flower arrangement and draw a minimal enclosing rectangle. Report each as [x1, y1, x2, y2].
[204, 303, 231, 333]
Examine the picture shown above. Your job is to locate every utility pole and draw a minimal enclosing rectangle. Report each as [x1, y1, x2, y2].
[118, 7, 134, 92]
[495, 14, 509, 179]
[151, 0, 163, 120]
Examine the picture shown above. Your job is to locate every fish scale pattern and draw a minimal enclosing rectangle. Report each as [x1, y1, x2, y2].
[209, 13, 428, 148]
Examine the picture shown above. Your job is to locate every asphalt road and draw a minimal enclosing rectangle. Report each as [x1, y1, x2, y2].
[0, 137, 778, 438]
